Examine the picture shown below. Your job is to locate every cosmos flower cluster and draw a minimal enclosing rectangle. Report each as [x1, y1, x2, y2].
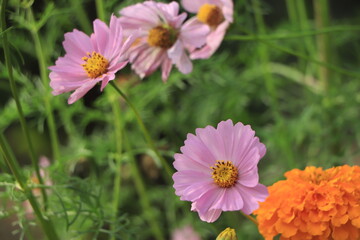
[49, 0, 233, 104]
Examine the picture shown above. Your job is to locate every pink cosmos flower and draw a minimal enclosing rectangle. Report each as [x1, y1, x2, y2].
[118, 1, 210, 82]
[171, 225, 201, 240]
[173, 120, 268, 223]
[49, 15, 134, 104]
[181, 0, 233, 59]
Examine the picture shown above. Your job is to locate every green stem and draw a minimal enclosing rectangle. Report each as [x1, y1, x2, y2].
[225, 25, 360, 41]
[95, 0, 106, 21]
[1, 0, 47, 204]
[240, 211, 258, 226]
[0, 150, 10, 173]
[27, 8, 60, 162]
[109, 82, 173, 180]
[313, 0, 330, 92]
[260, 40, 360, 79]
[70, 1, 92, 34]
[0, 133, 60, 240]
[296, 0, 316, 56]
[285, 0, 297, 27]
[124, 133, 164, 240]
[108, 88, 123, 240]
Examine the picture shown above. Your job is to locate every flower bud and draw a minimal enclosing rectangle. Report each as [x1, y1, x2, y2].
[216, 227, 237, 240]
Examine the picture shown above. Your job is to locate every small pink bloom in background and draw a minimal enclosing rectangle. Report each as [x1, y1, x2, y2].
[173, 120, 268, 223]
[181, 0, 233, 59]
[118, 1, 210, 82]
[24, 156, 52, 219]
[49, 15, 134, 104]
[171, 225, 201, 240]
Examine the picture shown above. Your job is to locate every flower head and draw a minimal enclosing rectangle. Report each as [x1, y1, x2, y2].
[49, 15, 134, 104]
[118, 1, 210, 82]
[255, 165, 360, 240]
[171, 225, 201, 240]
[173, 120, 268, 222]
[181, 0, 233, 59]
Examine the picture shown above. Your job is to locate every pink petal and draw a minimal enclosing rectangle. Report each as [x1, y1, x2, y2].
[173, 173, 214, 201]
[68, 81, 98, 104]
[181, 0, 213, 13]
[195, 125, 228, 161]
[157, 1, 179, 17]
[173, 153, 209, 172]
[222, 0, 234, 22]
[62, 30, 93, 62]
[168, 40, 193, 74]
[171, 12, 187, 29]
[238, 166, 259, 187]
[181, 17, 210, 49]
[216, 119, 236, 160]
[49, 71, 89, 94]
[211, 186, 244, 211]
[192, 187, 226, 214]
[119, 2, 160, 28]
[237, 148, 260, 174]
[192, 203, 222, 223]
[231, 124, 258, 166]
[104, 15, 123, 60]
[236, 184, 269, 214]
[161, 57, 173, 82]
[180, 133, 216, 166]
[92, 19, 109, 54]
[190, 21, 228, 59]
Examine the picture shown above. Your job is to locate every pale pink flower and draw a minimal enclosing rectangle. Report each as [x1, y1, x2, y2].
[173, 120, 268, 223]
[49, 15, 134, 104]
[181, 0, 233, 59]
[23, 156, 52, 219]
[171, 225, 201, 240]
[118, 1, 210, 82]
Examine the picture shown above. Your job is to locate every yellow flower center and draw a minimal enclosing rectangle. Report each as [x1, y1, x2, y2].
[211, 160, 238, 188]
[197, 4, 224, 27]
[82, 51, 109, 78]
[147, 26, 177, 49]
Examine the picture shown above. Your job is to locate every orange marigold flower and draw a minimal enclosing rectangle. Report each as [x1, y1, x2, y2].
[254, 165, 360, 240]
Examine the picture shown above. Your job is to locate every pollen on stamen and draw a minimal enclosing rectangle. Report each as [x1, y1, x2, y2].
[147, 26, 177, 49]
[197, 4, 224, 27]
[211, 160, 238, 188]
[81, 51, 109, 78]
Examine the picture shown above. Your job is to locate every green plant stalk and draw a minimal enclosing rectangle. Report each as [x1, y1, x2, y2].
[1, 0, 47, 204]
[313, 0, 330, 92]
[240, 211, 258, 226]
[110, 82, 174, 180]
[70, 1, 92, 34]
[95, 0, 106, 21]
[260, 40, 360, 79]
[0, 133, 60, 240]
[27, 8, 60, 162]
[225, 25, 360, 41]
[0, 151, 10, 173]
[285, 0, 297, 27]
[251, 0, 296, 168]
[296, 0, 317, 56]
[124, 133, 164, 240]
[108, 88, 123, 240]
